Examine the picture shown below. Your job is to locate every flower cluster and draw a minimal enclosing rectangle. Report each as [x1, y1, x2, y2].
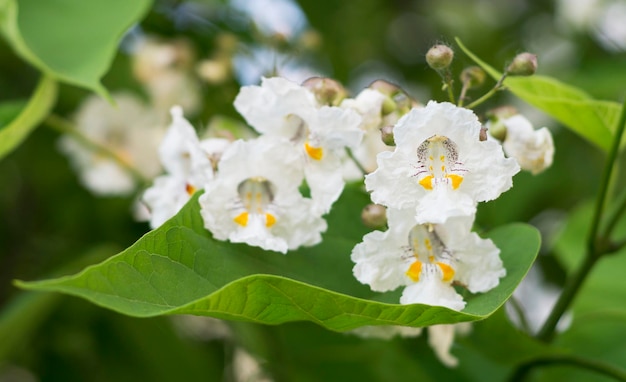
[142, 77, 364, 253]
[352, 101, 519, 314]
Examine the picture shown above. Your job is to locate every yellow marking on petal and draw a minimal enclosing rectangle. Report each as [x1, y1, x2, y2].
[233, 212, 249, 227]
[424, 238, 432, 251]
[406, 261, 422, 282]
[304, 142, 323, 160]
[440, 155, 445, 162]
[419, 175, 434, 190]
[265, 213, 276, 227]
[437, 262, 455, 282]
[428, 255, 435, 263]
[447, 174, 464, 190]
[185, 183, 196, 196]
[441, 165, 446, 172]
[429, 155, 434, 161]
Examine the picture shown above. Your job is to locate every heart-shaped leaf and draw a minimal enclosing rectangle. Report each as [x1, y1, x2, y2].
[17, 186, 540, 331]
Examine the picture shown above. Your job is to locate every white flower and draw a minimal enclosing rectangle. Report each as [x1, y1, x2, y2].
[340, 89, 396, 178]
[428, 323, 472, 368]
[199, 136, 326, 253]
[351, 208, 505, 310]
[132, 37, 201, 114]
[365, 101, 519, 224]
[494, 115, 554, 175]
[142, 106, 231, 228]
[234, 76, 363, 214]
[58, 92, 165, 196]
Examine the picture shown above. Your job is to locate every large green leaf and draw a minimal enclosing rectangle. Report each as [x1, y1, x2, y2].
[0, 75, 57, 160]
[0, 0, 152, 97]
[17, 186, 540, 331]
[456, 38, 621, 152]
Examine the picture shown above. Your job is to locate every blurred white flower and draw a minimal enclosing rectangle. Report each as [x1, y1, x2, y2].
[142, 107, 231, 229]
[490, 114, 554, 175]
[132, 36, 202, 114]
[199, 136, 326, 253]
[428, 323, 472, 368]
[234, 77, 362, 214]
[231, 0, 308, 40]
[58, 92, 165, 196]
[351, 208, 505, 310]
[366, 101, 519, 224]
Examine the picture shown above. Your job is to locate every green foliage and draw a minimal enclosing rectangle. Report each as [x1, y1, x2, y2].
[456, 38, 622, 152]
[17, 186, 541, 330]
[0, 75, 56, 160]
[0, 0, 152, 98]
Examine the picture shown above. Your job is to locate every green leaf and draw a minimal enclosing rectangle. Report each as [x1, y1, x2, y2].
[0, 75, 57, 160]
[0, 0, 152, 98]
[455, 37, 622, 152]
[16, 186, 540, 331]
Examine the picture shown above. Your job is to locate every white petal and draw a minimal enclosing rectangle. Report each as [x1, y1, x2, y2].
[400, 275, 466, 311]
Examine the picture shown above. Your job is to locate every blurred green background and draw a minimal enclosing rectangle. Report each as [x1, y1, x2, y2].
[1, 0, 626, 381]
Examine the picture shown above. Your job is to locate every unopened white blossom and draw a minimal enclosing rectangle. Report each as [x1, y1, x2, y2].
[366, 101, 519, 224]
[58, 92, 165, 196]
[491, 114, 554, 175]
[351, 208, 505, 310]
[199, 136, 326, 253]
[234, 77, 363, 214]
[142, 106, 231, 228]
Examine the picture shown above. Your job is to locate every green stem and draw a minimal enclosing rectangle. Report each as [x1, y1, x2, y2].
[45, 114, 150, 186]
[464, 73, 507, 110]
[536, 97, 626, 342]
[345, 147, 368, 176]
[509, 355, 626, 382]
[603, 186, 626, 244]
[507, 296, 532, 334]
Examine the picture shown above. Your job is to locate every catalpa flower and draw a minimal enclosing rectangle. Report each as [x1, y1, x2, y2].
[351, 208, 505, 310]
[365, 101, 519, 224]
[58, 92, 165, 196]
[234, 77, 362, 214]
[494, 114, 554, 175]
[199, 136, 326, 253]
[142, 106, 231, 228]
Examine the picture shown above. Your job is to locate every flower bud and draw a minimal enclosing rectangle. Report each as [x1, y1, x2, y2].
[369, 80, 416, 115]
[479, 126, 488, 142]
[302, 77, 348, 106]
[506, 52, 537, 76]
[460, 66, 486, 89]
[361, 204, 387, 229]
[380, 125, 395, 146]
[369, 80, 401, 97]
[426, 44, 454, 70]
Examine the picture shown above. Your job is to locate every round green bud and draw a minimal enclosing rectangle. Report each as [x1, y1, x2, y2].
[380, 125, 395, 146]
[361, 204, 387, 229]
[426, 44, 454, 70]
[460, 66, 486, 88]
[506, 52, 538, 76]
[302, 77, 348, 106]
